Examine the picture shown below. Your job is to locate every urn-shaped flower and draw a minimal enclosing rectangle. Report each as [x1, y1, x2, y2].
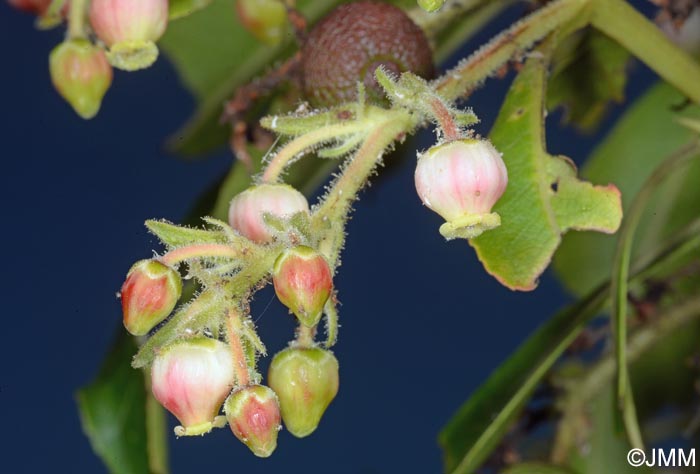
[225, 385, 281, 457]
[121, 259, 181, 336]
[151, 338, 235, 436]
[414, 139, 508, 240]
[273, 246, 333, 327]
[228, 184, 309, 244]
[268, 347, 339, 438]
[89, 0, 169, 71]
[49, 39, 112, 119]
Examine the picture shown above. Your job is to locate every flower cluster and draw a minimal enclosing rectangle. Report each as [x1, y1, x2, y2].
[120, 183, 341, 456]
[119, 97, 507, 456]
[113, 1, 508, 459]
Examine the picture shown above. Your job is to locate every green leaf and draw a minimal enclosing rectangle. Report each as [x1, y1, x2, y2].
[501, 463, 575, 474]
[471, 44, 622, 291]
[169, 0, 212, 20]
[554, 82, 700, 296]
[77, 331, 169, 474]
[145, 219, 228, 248]
[548, 27, 629, 130]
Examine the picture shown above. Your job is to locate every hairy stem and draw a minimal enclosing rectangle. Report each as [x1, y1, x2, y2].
[226, 309, 250, 387]
[434, 0, 589, 102]
[429, 97, 461, 141]
[314, 112, 412, 266]
[296, 324, 316, 347]
[261, 122, 370, 183]
[160, 243, 241, 266]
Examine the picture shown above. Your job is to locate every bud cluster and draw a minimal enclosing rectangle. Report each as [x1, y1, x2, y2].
[111, 0, 510, 463]
[118, 180, 343, 456]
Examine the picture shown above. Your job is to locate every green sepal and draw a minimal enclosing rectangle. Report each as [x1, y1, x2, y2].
[107, 41, 159, 72]
[146, 220, 228, 248]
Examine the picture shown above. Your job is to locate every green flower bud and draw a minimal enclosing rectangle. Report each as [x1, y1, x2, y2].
[268, 347, 339, 438]
[49, 39, 112, 119]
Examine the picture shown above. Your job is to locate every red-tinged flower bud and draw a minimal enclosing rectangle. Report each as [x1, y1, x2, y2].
[228, 184, 309, 244]
[8, 0, 51, 15]
[152, 338, 235, 436]
[121, 259, 181, 336]
[236, 0, 288, 46]
[89, 0, 168, 71]
[414, 139, 508, 240]
[273, 246, 332, 328]
[225, 385, 281, 457]
[268, 347, 339, 438]
[49, 39, 112, 120]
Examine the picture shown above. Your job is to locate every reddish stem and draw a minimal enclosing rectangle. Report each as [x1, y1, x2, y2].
[429, 97, 461, 142]
[226, 309, 251, 387]
[160, 244, 240, 266]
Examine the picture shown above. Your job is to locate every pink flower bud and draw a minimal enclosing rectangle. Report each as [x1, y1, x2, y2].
[152, 338, 235, 436]
[268, 347, 339, 438]
[228, 184, 310, 244]
[121, 259, 181, 336]
[89, 0, 169, 71]
[414, 139, 508, 240]
[273, 246, 333, 328]
[225, 385, 281, 457]
[49, 39, 112, 120]
[236, 0, 288, 45]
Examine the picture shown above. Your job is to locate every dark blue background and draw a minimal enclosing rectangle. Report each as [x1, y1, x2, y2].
[1, 2, 656, 473]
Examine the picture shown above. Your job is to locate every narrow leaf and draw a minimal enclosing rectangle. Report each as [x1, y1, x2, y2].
[610, 141, 699, 449]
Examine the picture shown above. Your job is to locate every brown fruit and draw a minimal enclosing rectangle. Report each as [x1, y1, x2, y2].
[301, 1, 434, 107]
